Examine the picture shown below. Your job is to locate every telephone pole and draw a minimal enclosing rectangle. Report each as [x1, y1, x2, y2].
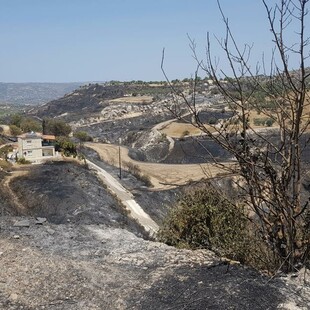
[118, 137, 122, 179]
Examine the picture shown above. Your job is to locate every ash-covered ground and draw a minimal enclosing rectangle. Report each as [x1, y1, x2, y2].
[1, 216, 309, 310]
[0, 158, 309, 309]
[81, 147, 182, 224]
[4, 161, 146, 238]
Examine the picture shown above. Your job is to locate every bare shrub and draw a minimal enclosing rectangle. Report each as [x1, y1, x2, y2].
[162, 0, 310, 272]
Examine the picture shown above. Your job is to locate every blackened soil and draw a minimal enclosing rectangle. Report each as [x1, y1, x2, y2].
[82, 146, 182, 223]
[82, 112, 172, 145]
[130, 264, 284, 310]
[9, 161, 146, 237]
[163, 136, 232, 164]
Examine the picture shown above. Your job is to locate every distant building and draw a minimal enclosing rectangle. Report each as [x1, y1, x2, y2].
[17, 132, 56, 163]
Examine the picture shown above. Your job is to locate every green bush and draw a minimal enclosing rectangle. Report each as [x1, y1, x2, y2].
[265, 118, 274, 127]
[253, 117, 275, 127]
[17, 157, 31, 165]
[208, 117, 218, 125]
[253, 118, 266, 126]
[55, 137, 77, 157]
[158, 184, 265, 266]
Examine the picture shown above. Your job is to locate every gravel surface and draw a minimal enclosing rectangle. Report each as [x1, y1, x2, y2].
[0, 217, 309, 309]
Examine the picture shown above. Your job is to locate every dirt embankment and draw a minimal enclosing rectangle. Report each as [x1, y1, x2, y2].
[3, 161, 146, 237]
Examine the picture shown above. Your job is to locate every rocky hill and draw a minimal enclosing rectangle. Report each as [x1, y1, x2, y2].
[1, 76, 310, 308]
[29, 82, 176, 121]
[0, 82, 83, 106]
[31, 84, 126, 120]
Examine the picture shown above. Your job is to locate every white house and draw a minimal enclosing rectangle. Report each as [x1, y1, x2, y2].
[17, 132, 56, 162]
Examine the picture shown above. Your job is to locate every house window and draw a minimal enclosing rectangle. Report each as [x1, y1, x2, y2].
[27, 150, 32, 156]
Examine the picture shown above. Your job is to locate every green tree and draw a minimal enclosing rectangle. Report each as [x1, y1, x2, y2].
[74, 131, 93, 143]
[9, 125, 22, 136]
[20, 118, 42, 133]
[44, 118, 71, 137]
[55, 137, 77, 157]
[9, 114, 42, 133]
[10, 114, 22, 128]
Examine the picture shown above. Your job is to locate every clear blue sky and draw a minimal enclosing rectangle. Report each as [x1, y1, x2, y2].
[0, 0, 302, 82]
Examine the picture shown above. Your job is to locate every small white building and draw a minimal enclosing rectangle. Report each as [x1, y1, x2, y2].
[17, 132, 56, 162]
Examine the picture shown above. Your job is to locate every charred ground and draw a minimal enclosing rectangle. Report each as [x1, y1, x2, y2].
[1, 161, 146, 237]
[0, 81, 309, 308]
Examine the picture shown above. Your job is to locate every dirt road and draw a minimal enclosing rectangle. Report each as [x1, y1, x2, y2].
[86, 159, 159, 236]
[85, 142, 233, 189]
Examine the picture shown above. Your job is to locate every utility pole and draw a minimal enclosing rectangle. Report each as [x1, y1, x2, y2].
[119, 137, 122, 179]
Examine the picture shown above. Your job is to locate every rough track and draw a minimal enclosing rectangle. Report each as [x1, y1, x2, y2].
[85, 142, 233, 189]
[86, 159, 159, 236]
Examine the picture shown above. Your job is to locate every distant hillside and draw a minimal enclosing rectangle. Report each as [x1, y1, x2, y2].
[30, 82, 174, 121]
[0, 82, 83, 105]
[30, 83, 126, 120]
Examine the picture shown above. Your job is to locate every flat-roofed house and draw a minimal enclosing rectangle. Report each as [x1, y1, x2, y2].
[17, 132, 56, 162]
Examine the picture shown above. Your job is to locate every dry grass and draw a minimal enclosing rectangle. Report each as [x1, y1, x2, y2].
[160, 122, 216, 138]
[109, 96, 153, 104]
[0, 159, 13, 171]
[86, 142, 233, 190]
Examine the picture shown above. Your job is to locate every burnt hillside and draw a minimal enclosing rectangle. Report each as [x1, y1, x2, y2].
[29, 82, 175, 121]
[30, 84, 126, 120]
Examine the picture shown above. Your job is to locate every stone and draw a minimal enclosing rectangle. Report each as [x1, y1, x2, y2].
[46, 228, 55, 235]
[13, 220, 30, 227]
[13, 235, 20, 239]
[9, 293, 18, 301]
[35, 217, 47, 225]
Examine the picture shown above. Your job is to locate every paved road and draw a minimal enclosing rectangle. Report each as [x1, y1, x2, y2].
[86, 159, 159, 237]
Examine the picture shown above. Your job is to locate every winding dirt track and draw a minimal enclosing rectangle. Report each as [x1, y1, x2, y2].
[1, 168, 29, 213]
[85, 142, 233, 189]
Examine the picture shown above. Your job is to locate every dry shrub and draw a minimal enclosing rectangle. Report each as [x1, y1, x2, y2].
[123, 161, 152, 187]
